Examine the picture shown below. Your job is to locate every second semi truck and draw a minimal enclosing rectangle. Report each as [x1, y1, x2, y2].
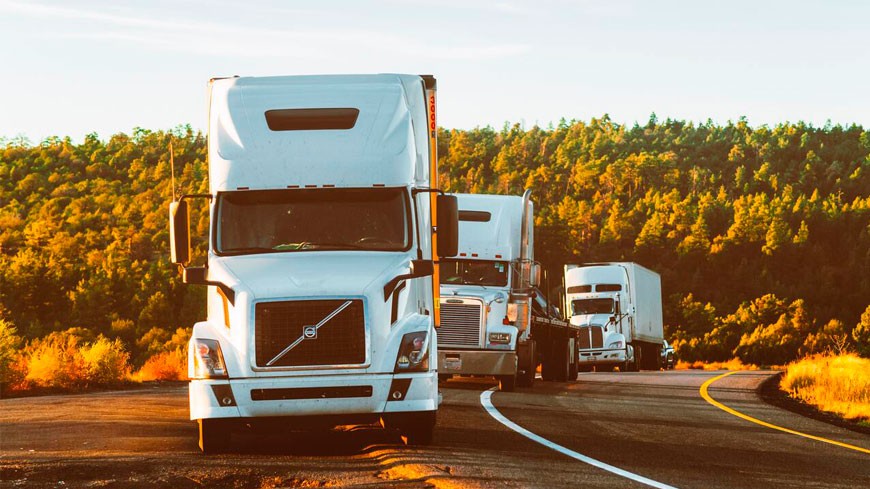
[437, 191, 579, 390]
[564, 263, 663, 371]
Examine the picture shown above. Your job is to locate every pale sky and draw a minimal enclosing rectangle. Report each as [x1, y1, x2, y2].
[1, 0, 868, 143]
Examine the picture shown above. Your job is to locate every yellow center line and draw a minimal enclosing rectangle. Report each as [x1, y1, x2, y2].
[700, 371, 870, 455]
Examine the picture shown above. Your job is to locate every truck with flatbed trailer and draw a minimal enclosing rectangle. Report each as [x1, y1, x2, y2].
[437, 191, 580, 390]
[169, 74, 459, 452]
[564, 262, 663, 372]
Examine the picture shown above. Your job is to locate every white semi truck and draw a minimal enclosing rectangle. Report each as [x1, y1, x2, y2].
[169, 74, 459, 452]
[437, 191, 579, 391]
[564, 263, 663, 371]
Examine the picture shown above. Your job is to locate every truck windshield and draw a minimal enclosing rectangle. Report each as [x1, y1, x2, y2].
[216, 188, 410, 254]
[440, 259, 508, 287]
[572, 298, 614, 315]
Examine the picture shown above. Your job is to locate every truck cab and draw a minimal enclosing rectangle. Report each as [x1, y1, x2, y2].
[565, 265, 633, 371]
[436, 192, 536, 391]
[169, 74, 459, 452]
[564, 263, 663, 372]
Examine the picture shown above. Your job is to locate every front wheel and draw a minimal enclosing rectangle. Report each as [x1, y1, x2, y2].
[400, 412, 436, 445]
[498, 374, 517, 392]
[198, 418, 231, 454]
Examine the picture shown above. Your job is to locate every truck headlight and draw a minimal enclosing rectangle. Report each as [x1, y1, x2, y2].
[395, 331, 429, 372]
[608, 340, 624, 349]
[192, 339, 228, 379]
[489, 332, 511, 344]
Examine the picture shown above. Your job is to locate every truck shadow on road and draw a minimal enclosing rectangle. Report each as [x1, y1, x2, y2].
[227, 425, 406, 456]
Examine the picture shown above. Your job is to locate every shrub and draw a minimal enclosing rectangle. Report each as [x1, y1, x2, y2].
[26, 332, 86, 389]
[781, 353, 870, 422]
[80, 336, 130, 384]
[132, 349, 186, 381]
[0, 319, 26, 391]
[24, 330, 131, 389]
[853, 305, 870, 358]
[675, 358, 758, 371]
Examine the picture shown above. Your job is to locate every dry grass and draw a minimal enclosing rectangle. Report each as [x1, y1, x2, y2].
[675, 358, 760, 371]
[131, 349, 187, 381]
[781, 353, 870, 422]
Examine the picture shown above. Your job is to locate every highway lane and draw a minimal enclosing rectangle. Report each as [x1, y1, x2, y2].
[485, 370, 869, 488]
[1, 371, 868, 488]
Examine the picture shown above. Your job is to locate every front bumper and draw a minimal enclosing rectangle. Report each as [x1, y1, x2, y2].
[190, 372, 437, 421]
[578, 348, 626, 366]
[437, 349, 517, 376]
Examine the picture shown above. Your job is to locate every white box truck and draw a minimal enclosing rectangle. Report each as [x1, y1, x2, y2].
[437, 191, 579, 391]
[564, 263, 663, 371]
[169, 74, 459, 452]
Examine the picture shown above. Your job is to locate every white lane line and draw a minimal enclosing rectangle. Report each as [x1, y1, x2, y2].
[480, 388, 677, 489]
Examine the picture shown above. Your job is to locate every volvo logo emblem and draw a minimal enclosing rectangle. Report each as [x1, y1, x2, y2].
[303, 325, 317, 339]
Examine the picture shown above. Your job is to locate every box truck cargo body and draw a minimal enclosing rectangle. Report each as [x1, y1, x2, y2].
[564, 263, 663, 371]
[169, 74, 459, 452]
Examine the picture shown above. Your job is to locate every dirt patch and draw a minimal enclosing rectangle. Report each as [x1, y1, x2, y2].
[758, 372, 870, 436]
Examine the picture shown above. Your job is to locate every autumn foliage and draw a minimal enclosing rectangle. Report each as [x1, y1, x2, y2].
[0, 118, 868, 390]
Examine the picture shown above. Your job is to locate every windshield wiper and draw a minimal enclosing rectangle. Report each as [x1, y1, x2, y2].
[224, 246, 275, 255]
[274, 242, 370, 251]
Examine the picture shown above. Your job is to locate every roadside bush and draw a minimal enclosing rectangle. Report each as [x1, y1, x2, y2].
[853, 305, 870, 358]
[675, 358, 758, 371]
[24, 329, 131, 389]
[0, 319, 26, 391]
[80, 336, 130, 384]
[781, 353, 870, 421]
[133, 349, 186, 381]
[26, 332, 86, 389]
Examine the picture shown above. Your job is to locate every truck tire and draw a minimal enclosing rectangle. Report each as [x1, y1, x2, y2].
[498, 374, 517, 392]
[517, 340, 536, 388]
[553, 338, 571, 382]
[626, 344, 639, 372]
[198, 418, 230, 454]
[400, 411, 436, 446]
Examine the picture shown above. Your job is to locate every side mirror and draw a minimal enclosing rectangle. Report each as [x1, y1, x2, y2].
[410, 259, 434, 277]
[169, 201, 191, 265]
[530, 263, 541, 287]
[436, 194, 459, 258]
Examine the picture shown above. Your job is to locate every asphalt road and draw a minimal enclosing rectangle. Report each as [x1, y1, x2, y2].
[1, 371, 868, 488]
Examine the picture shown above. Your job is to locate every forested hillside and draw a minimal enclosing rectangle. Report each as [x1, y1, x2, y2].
[1, 117, 869, 369]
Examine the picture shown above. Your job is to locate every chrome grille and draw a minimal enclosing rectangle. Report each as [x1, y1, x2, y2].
[438, 301, 483, 348]
[578, 326, 604, 349]
[255, 299, 365, 368]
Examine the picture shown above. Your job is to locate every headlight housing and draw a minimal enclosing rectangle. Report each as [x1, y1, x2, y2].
[192, 338, 228, 379]
[395, 331, 429, 372]
[608, 340, 624, 349]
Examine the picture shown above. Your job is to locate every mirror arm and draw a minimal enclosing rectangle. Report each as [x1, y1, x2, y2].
[178, 193, 213, 203]
[182, 266, 235, 305]
[384, 273, 414, 301]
